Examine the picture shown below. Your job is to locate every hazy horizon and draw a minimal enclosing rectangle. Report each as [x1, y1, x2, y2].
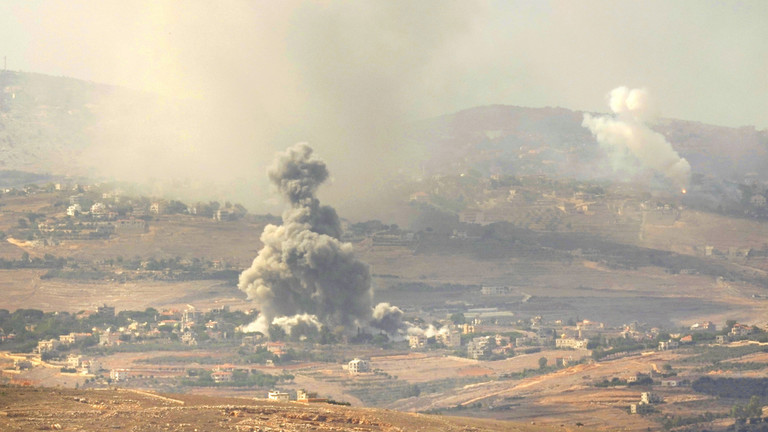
[1, 1, 766, 218]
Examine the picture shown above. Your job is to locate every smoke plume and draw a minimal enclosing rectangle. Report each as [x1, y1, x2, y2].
[582, 87, 691, 189]
[238, 143, 404, 336]
[370, 302, 407, 334]
[271, 314, 322, 337]
[408, 324, 451, 339]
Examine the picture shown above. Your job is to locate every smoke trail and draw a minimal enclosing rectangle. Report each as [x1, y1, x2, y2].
[582, 86, 691, 190]
[238, 143, 404, 336]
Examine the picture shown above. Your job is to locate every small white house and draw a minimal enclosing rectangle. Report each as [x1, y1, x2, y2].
[267, 390, 290, 401]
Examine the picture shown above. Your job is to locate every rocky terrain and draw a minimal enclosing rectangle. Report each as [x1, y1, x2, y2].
[0, 386, 563, 432]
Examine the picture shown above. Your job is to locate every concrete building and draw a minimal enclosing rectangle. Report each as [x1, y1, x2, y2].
[181, 331, 198, 346]
[481, 286, 510, 296]
[66, 204, 82, 216]
[658, 340, 679, 351]
[690, 321, 716, 332]
[409, 334, 427, 349]
[80, 359, 101, 374]
[296, 389, 327, 404]
[438, 329, 462, 348]
[211, 371, 233, 383]
[59, 332, 91, 345]
[348, 358, 370, 374]
[641, 392, 661, 404]
[67, 354, 83, 369]
[110, 369, 128, 382]
[555, 338, 588, 349]
[730, 323, 755, 337]
[99, 328, 121, 346]
[265, 342, 286, 357]
[36, 339, 60, 353]
[267, 391, 290, 401]
[467, 336, 491, 359]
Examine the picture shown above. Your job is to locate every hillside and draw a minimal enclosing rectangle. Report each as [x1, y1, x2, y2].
[410, 104, 768, 183]
[2, 71, 767, 191]
[0, 70, 124, 175]
[0, 386, 565, 432]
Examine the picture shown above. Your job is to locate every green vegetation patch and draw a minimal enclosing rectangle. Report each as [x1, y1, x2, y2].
[682, 344, 768, 364]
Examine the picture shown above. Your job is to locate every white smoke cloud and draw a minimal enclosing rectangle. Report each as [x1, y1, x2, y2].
[582, 86, 691, 190]
[272, 313, 323, 337]
[239, 144, 405, 337]
[407, 324, 451, 339]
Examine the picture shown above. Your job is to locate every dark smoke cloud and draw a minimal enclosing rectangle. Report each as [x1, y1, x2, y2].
[267, 144, 342, 238]
[370, 302, 406, 334]
[239, 143, 403, 336]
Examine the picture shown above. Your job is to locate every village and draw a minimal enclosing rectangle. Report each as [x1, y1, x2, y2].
[0, 173, 767, 430]
[2, 295, 768, 429]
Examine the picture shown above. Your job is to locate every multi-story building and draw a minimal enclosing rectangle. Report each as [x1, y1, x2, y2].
[348, 358, 370, 374]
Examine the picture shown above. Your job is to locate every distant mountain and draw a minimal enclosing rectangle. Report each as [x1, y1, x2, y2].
[0, 70, 150, 177]
[1, 71, 766, 190]
[409, 104, 768, 185]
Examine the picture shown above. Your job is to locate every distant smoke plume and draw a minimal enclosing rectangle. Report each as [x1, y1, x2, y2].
[582, 87, 691, 189]
[239, 143, 404, 336]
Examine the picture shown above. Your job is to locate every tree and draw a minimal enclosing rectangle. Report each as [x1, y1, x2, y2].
[538, 357, 548, 369]
[268, 324, 286, 341]
[731, 396, 763, 420]
[450, 313, 466, 325]
[745, 395, 763, 419]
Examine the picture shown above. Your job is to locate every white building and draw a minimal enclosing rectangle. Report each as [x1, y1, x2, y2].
[90, 202, 107, 215]
[211, 371, 233, 383]
[80, 359, 101, 374]
[348, 358, 370, 374]
[438, 329, 462, 348]
[66, 354, 82, 369]
[658, 340, 679, 351]
[267, 391, 290, 401]
[409, 334, 427, 349]
[110, 369, 128, 382]
[36, 339, 60, 353]
[66, 204, 83, 216]
[556, 338, 589, 349]
[467, 336, 491, 359]
[481, 286, 510, 296]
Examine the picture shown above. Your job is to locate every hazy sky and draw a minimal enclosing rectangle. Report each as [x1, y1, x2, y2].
[1, 1, 766, 215]
[3, 0, 766, 128]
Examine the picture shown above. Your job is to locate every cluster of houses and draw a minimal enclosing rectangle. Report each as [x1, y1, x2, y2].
[65, 354, 101, 375]
[408, 327, 462, 350]
[94, 305, 238, 349]
[35, 332, 93, 354]
[403, 312, 765, 364]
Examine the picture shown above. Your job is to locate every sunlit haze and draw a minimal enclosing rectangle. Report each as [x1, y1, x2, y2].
[1, 0, 766, 215]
